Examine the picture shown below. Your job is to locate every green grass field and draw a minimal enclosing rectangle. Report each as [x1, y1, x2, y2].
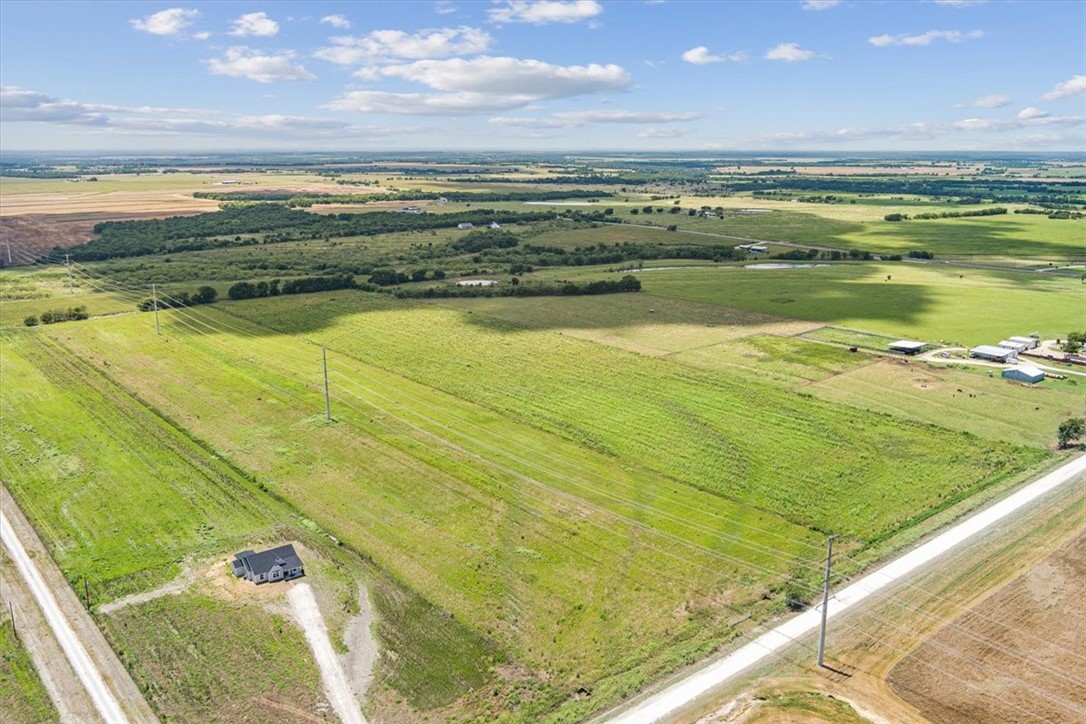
[0, 331, 280, 600]
[580, 206, 1084, 260]
[0, 326, 500, 716]
[220, 292, 1038, 541]
[45, 309, 824, 720]
[808, 360, 1085, 448]
[631, 263, 1084, 345]
[102, 593, 323, 722]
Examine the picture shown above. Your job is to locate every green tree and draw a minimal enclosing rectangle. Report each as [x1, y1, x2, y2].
[1058, 418, 1085, 448]
[23, 315, 39, 327]
[193, 286, 218, 304]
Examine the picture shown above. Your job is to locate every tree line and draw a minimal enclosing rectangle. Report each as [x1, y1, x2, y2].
[24, 305, 89, 326]
[884, 207, 1007, 221]
[55, 204, 559, 261]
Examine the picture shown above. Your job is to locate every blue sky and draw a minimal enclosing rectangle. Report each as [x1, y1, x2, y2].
[1, 0, 1083, 151]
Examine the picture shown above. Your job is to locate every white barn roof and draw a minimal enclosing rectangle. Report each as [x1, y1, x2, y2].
[889, 340, 926, 351]
[971, 345, 1014, 357]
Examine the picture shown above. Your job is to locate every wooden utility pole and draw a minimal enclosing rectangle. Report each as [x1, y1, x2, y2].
[322, 347, 331, 421]
[152, 283, 161, 335]
[817, 534, 837, 668]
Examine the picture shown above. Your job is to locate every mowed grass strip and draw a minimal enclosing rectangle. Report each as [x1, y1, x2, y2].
[222, 291, 1039, 542]
[0, 331, 278, 600]
[638, 263, 1084, 345]
[48, 312, 816, 705]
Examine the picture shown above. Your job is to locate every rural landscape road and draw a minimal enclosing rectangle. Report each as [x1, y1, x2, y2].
[610, 454, 1086, 723]
[0, 485, 157, 724]
[1, 508, 128, 723]
[288, 582, 368, 724]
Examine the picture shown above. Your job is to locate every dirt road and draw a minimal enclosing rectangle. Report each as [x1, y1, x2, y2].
[609, 454, 1086, 723]
[0, 485, 158, 723]
[288, 582, 367, 724]
[1, 550, 99, 723]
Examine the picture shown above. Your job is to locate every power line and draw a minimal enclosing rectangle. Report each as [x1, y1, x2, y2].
[10, 249, 1086, 707]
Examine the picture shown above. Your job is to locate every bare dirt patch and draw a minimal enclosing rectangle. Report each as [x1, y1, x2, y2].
[888, 529, 1086, 723]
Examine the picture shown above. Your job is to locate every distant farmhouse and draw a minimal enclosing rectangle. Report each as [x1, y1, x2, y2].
[232, 544, 304, 584]
[737, 243, 768, 254]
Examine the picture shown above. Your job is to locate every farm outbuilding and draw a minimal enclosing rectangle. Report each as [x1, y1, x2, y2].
[998, 340, 1028, 354]
[456, 279, 497, 287]
[232, 544, 304, 585]
[1001, 365, 1045, 384]
[889, 340, 926, 355]
[970, 345, 1016, 363]
[1009, 336, 1039, 350]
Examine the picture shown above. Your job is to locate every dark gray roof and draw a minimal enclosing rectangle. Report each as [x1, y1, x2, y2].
[234, 544, 302, 576]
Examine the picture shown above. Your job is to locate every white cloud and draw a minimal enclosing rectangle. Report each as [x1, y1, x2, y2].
[489, 109, 701, 127]
[638, 126, 689, 138]
[320, 14, 351, 29]
[206, 48, 316, 83]
[130, 8, 200, 36]
[435, 1, 457, 14]
[193, 31, 211, 40]
[1042, 75, 1086, 101]
[681, 46, 747, 65]
[229, 12, 279, 37]
[314, 27, 491, 64]
[374, 56, 628, 97]
[958, 93, 1012, 108]
[801, 1, 841, 10]
[488, 1, 603, 25]
[0, 86, 226, 126]
[329, 56, 629, 115]
[765, 42, 816, 62]
[952, 114, 1082, 132]
[1017, 107, 1049, 120]
[749, 111, 1083, 146]
[868, 29, 983, 47]
[325, 91, 532, 115]
[0, 86, 438, 144]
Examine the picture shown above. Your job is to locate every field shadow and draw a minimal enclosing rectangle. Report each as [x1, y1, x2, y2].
[206, 263, 938, 341]
[855, 217, 1084, 259]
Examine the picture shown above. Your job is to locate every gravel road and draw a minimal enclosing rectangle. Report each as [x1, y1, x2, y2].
[1, 508, 127, 723]
[288, 582, 367, 724]
[0, 485, 158, 724]
[610, 454, 1086, 723]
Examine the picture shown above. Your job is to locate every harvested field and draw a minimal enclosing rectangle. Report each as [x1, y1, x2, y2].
[0, 191, 221, 218]
[0, 216, 99, 259]
[888, 528, 1086, 723]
